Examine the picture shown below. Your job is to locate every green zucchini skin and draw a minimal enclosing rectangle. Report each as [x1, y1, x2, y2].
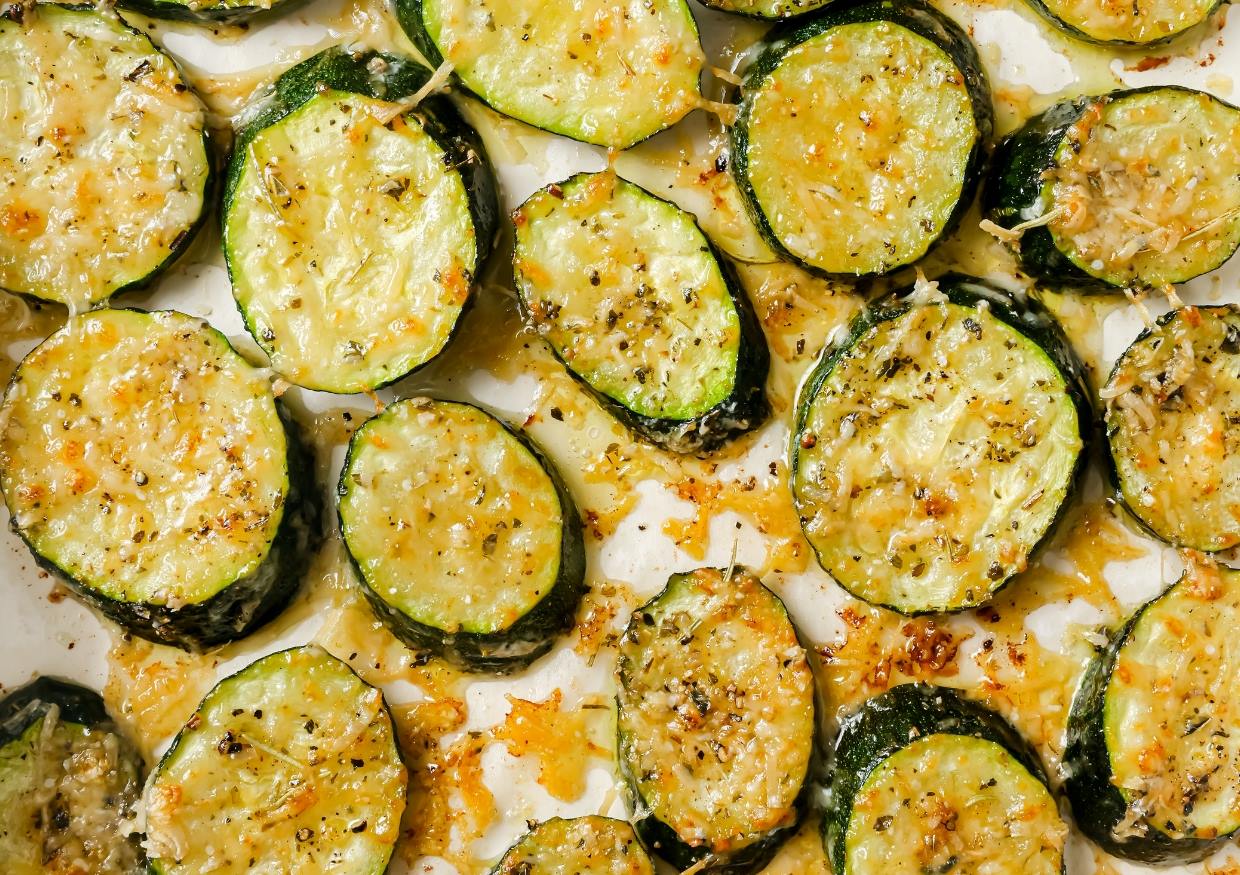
[115, 0, 306, 24]
[731, 0, 994, 279]
[1020, 0, 1224, 46]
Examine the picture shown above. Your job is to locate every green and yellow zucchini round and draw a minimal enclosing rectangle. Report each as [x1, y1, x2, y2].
[116, 0, 303, 23]
[616, 567, 819, 873]
[825, 683, 1067, 874]
[1022, 0, 1223, 46]
[223, 47, 499, 394]
[0, 3, 212, 311]
[0, 309, 319, 650]
[984, 86, 1240, 290]
[490, 816, 655, 874]
[1065, 562, 1240, 864]
[339, 397, 586, 673]
[732, 0, 993, 278]
[698, 0, 832, 19]
[791, 275, 1089, 615]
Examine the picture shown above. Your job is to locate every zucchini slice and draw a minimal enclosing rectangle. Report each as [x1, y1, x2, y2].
[616, 567, 818, 872]
[825, 684, 1066, 874]
[223, 47, 499, 394]
[491, 816, 655, 874]
[1065, 562, 1240, 864]
[512, 172, 770, 454]
[984, 86, 1240, 290]
[395, 0, 704, 149]
[0, 3, 212, 310]
[791, 275, 1088, 615]
[116, 0, 302, 24]
[698, 0, 832, 19]
[0, 678, 145, 874]
[145, 645, 406, 874]
[1023, 0, 1222, 45]
[1104, 304, 1240, 552]
[732, 0, 993, 278]
[0, 309, 318, 650]
[339, 397, 585, 673]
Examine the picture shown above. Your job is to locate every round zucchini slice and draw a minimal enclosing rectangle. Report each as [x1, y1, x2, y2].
[616, 567, 818, 872]
[116, 0, 303, 24]
[223, 47, 499, 394]
[697, 0, 832, 19]
[984, 86, 1240, 290]
[1023, 0, 1222, 46]
[732, 0, 993, 278]
[339, 397, 586, 673]
[791, 275, 1089, 615]
[512, 172, 770, 454]
[1065, 562, 1240, 864]
[0, 678, 145, 874]
[825, 684, 1066, 874]
[0, 309, 318, 651]
[395, 0, 704, 149]
[491, 816, 655, 874]
[0, 3, 212, 310]
[1104, 304, 1240, 552]
[145, 645, 406, 874]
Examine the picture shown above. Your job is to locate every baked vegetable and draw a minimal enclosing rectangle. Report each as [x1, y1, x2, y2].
[512, 172, 769, 453]
[0, 3, 211, 311]
[0, 678, 145, 874]
[825, 684, 1067, 874]
[791, 275, 1088, 614]
[698, 0, 832, 19]
[339, 397, 585, 673]
[117, 0, 303, 23]
[1065, 561, 1240, 864]
[984, 86, 1240, 290]
[145, 646, 406, 874]
[0, 309, 318, 650]
[732, 0, 993, 278]
[1104, 304, 1240, 552]
[1022, 0, 1223, 46]
[395, 0, 704, 149]
[617, 567, 818, 872]
[491, 816, 655, 874]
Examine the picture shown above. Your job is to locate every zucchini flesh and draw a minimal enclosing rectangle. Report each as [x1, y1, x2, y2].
[512, 172, 769, 453]
[0, 678, 144, 874]
[1025, 0, 1221, 45]
[339, 398, 585, 672]
[0, 309, 317, 650]
[733, 1, 992, 277]
[0, 3, 211, 310]
[399, 0, 704, 149]
[698, 0, 832, 19]
[1105, 304, 1240, 552]
[145, 646, 406, 875]
[491, 816, 655, 874]
[791, 276, 1087, 614]
[617, 567, 817, 872]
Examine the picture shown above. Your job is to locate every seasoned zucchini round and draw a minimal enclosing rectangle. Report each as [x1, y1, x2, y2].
[1023, 0, 1222, 45]
[145, 646, 406, 874]
[339, 397, 585, 673]
[791, 275, 1089, 615]
[116, 0, 303, 23]
[732, 0, 993, 278]
[1065, 562, 1240, 864]
[616, 567, 818, 873]
[0, 309, 318, 650]
[698, 0, 832, 19]
[0, 678, 145, 874]
[395, 0, 704, 149]
[491, 816, 655, 874]
[825, 684, 1066, 874]
[984, 86, 1240, 290]
[0, 3, 212, 310]
[513, 172, 769, 454]
[223, 47, 499, 394]
[1104, 305, 1240, 552]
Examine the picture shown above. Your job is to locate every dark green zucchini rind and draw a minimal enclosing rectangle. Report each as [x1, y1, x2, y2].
[1065, 563, 1240, 864]
[0, 309, 320, 651]
[0, 678, 145, 872]
[490, 816, 656, 874]
[617, 567, 820, 873]
[696, 0, 833, 19]
[513, 172, 770, 454]
[116, 0, 306, 24]
[732, 0, 993, 278]
[825, 683, 1066, 874]
[791, 274, 1090, 615]
[983, 86, 1240, 290]
[0, 3, 213, 311]
[339, 398, 586, 673]
[1021, 0, 1223, 46]
[223, 46, 499, 394]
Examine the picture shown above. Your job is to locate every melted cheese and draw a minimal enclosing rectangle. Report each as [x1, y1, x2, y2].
[421, 0, 703, 148]
[493, 816, 655, 874]
[0, 4, 209, 310]
[1037, 0, 1217, 45]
